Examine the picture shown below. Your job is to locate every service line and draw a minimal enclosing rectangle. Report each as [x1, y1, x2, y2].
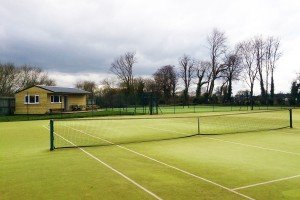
[232, 174, 300, 191]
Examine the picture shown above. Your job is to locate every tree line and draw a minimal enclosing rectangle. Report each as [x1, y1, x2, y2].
[1, 28, 295, 107]
[290, 73, 300, 105]
[78, 29, 284, 108]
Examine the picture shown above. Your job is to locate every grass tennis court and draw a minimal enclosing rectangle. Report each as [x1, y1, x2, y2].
[1, 109, 299, 199]
[105, 105, 290, 115]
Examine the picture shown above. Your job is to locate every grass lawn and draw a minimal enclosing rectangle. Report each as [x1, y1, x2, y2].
[0, 105, 291, 122]
[0, 110, 137, 122]
[1, 109, 299, 199]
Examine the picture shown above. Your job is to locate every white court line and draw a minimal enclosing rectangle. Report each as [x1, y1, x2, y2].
[232, 174, 300, 191]
[140, 125, 300, 157]
[64, 125, 255, 200]
[136, 126, 300, 191]
[142, 126, 187, 136]
[42, 125, 162, 200]
[141, 125, 300, 157]
[204, 137, 300, 156]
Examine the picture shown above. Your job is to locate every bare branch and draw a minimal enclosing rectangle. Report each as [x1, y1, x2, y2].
[110, 51, 136, 93]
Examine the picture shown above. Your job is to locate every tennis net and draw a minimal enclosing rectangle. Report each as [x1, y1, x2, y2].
[49, 109, 293, 150]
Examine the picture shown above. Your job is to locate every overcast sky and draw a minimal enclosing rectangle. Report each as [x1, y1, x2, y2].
[0, 0, 299, 94]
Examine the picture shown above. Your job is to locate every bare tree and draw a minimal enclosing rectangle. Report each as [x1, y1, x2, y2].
[143, 78, 157, 93]
[75, 80, 97, 93]
[206, 28, 228, 96]
[75, 80, 98, 105]
[0, 63, 19, 96]
[195, 60, 210, 100]
[99, 78, 120, 108]
[254, 36, 266, 103]
[17, 65, 56, 89]
[0, 63, 55, 96]
[252, 36, 282, 105]
[222, 47, 242, 102]
[239, 40, 258, 109]
[133, 77, 145, 97]
[265, 37, 281, 105]
[264, 38, 271, 100]
[153, 65, 178, 103]
[100, 77, 118, 89]
[110, 51, 136, 94]
[178, 54, 195, 105]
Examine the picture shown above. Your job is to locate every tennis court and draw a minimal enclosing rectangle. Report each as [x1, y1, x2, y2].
[1, 109, 300, 199]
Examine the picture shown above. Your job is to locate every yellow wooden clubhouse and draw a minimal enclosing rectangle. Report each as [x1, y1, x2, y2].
[15, 85, 90, 114]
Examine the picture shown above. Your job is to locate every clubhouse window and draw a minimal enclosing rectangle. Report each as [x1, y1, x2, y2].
[51, 95, 61, 103]
[24, 95, 40, 104]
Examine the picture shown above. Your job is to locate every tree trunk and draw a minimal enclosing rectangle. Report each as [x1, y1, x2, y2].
[208, 78, 215, 97]
[227, 78, 232, 103]
[258, 70, 266, 104]
[250, 83, 254, 110]
[196, 74, 204, 99]
[183, 88, 189, 106]
[270, 70, 274, 105]
[196, 81, 201, 99]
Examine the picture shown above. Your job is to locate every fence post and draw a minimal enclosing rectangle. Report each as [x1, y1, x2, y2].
[289, 109, 293, 128]
[92, 92, 94, 117]
[197, 117, 200, 135]
[26, 91, 29, 120]
[50, 119, 55, 151]
[173, 96, 176, 114]
[60, 96, 63, 119]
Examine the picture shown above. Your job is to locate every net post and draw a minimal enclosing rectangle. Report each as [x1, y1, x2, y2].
[197, 117, 200, 135]
[50, 119, 55, 151]
[289, 109, 293, 128]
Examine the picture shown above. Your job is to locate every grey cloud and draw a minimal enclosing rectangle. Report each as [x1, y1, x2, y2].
[0, 0, 299, 93]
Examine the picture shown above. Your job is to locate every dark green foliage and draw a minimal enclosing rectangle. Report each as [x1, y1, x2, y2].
[290, 81, 300, 105]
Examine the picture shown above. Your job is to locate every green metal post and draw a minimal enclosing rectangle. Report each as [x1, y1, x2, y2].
[197, 117, 200, 135]
[50, 119, 55, 151]
[92, 92, 94, 117]
[289, 109, 293, 128]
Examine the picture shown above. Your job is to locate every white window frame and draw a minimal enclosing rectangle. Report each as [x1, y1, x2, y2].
[24, 95, 40, 104]
[50, 95, 62, 103]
